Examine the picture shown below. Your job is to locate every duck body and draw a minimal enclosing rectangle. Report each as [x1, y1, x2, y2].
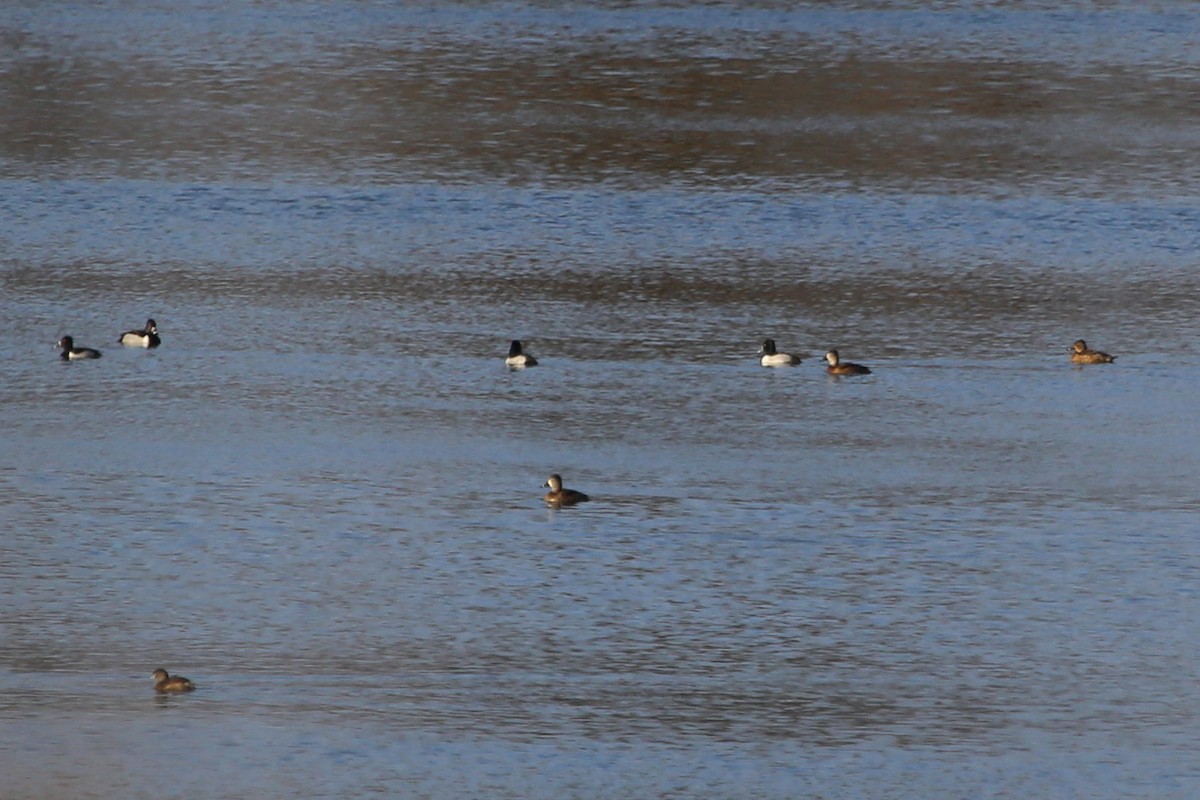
[823, 350, 871, 375]
[505, 339, 537, 368]
[1070, 339, 1115, 364]
[543, 474, 589, 507]
[58, 336, 102, 360]
[152, 668, 195, 693]
[119, 319, 161, 348]
[758, 338, 801, 367]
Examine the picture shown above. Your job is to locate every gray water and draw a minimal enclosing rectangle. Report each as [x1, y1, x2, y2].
[3, 2, 1200, 798]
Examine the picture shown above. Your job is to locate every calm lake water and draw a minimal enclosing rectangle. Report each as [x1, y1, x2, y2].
[3, 2, 1200, 798]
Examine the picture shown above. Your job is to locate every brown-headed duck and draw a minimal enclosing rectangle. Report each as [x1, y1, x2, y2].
[1070, 339, 1115, 364]
[543, 474, 589, 507]
[152, 668, 195, 693]
[823, 349, 872, 375]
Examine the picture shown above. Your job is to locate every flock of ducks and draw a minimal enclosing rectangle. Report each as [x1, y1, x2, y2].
[65, 327, 1114, 692]
[759, 339, 1113, 371]
[507, 337, 1113, 375]
[511, 336, 1115, 511]
[59, 330, 1116, 370]
[60, 327, 1118, 514]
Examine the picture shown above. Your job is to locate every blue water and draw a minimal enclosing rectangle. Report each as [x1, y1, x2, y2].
[3, 2, 1200, 798]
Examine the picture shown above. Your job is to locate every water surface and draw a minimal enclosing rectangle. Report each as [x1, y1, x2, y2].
[3, 2, 1200, 798]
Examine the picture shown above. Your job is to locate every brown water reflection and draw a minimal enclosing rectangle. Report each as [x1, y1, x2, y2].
[4, 10, 1200, 189]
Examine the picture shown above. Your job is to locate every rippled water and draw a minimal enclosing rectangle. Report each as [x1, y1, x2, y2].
[3, 2, 1200, 798]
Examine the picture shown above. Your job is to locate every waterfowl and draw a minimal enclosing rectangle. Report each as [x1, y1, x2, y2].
[58, 336, 102, 360]
[823, 350, 872, 375]
[119, 319, 161, 348]
[758, 338, 801, 367]
[505, 339, 537, 368]
[152, 668, 195, 693]
[543, 474, 589, 507]
[1070, 339, 1115, 364]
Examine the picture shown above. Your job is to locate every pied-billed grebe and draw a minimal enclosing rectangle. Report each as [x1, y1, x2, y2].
[758, 338, 801, 367]
[1070, 339, 1115, 364]
[152, 668, 195, 693]
[823, 349, 872, 375]
[119, 319, 161, 348]
[543, 474, 589, 507]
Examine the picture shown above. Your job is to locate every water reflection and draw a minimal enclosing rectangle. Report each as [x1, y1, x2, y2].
[4, 4, 1200, 190]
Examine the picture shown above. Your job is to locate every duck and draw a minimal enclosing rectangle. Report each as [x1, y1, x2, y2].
[119, 319, 161, 348]
[543, 474, 589, 507]
[823, 349, 872, 375]
[758, 338, 801, 367]
[58, 336, 102, 360]
[1070, 339, 1115, 364]
[505, 339, 537, 368]
[152, 668, 195, 693]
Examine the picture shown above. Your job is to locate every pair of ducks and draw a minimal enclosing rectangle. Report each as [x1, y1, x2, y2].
[759, 339, 871, 375]
[58, 319, 160, 360]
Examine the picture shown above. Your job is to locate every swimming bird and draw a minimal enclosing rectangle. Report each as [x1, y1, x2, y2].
[119, 318, 161, 348]
[1070, 339, 1115, 364]
[58, 336, 102, 360]
[758, 338, 801, 367]
[823, 349, 872, 375]
[505, 339, 537, 368]
[152, 668, 195, 693]
[543, 474, 589, 507]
